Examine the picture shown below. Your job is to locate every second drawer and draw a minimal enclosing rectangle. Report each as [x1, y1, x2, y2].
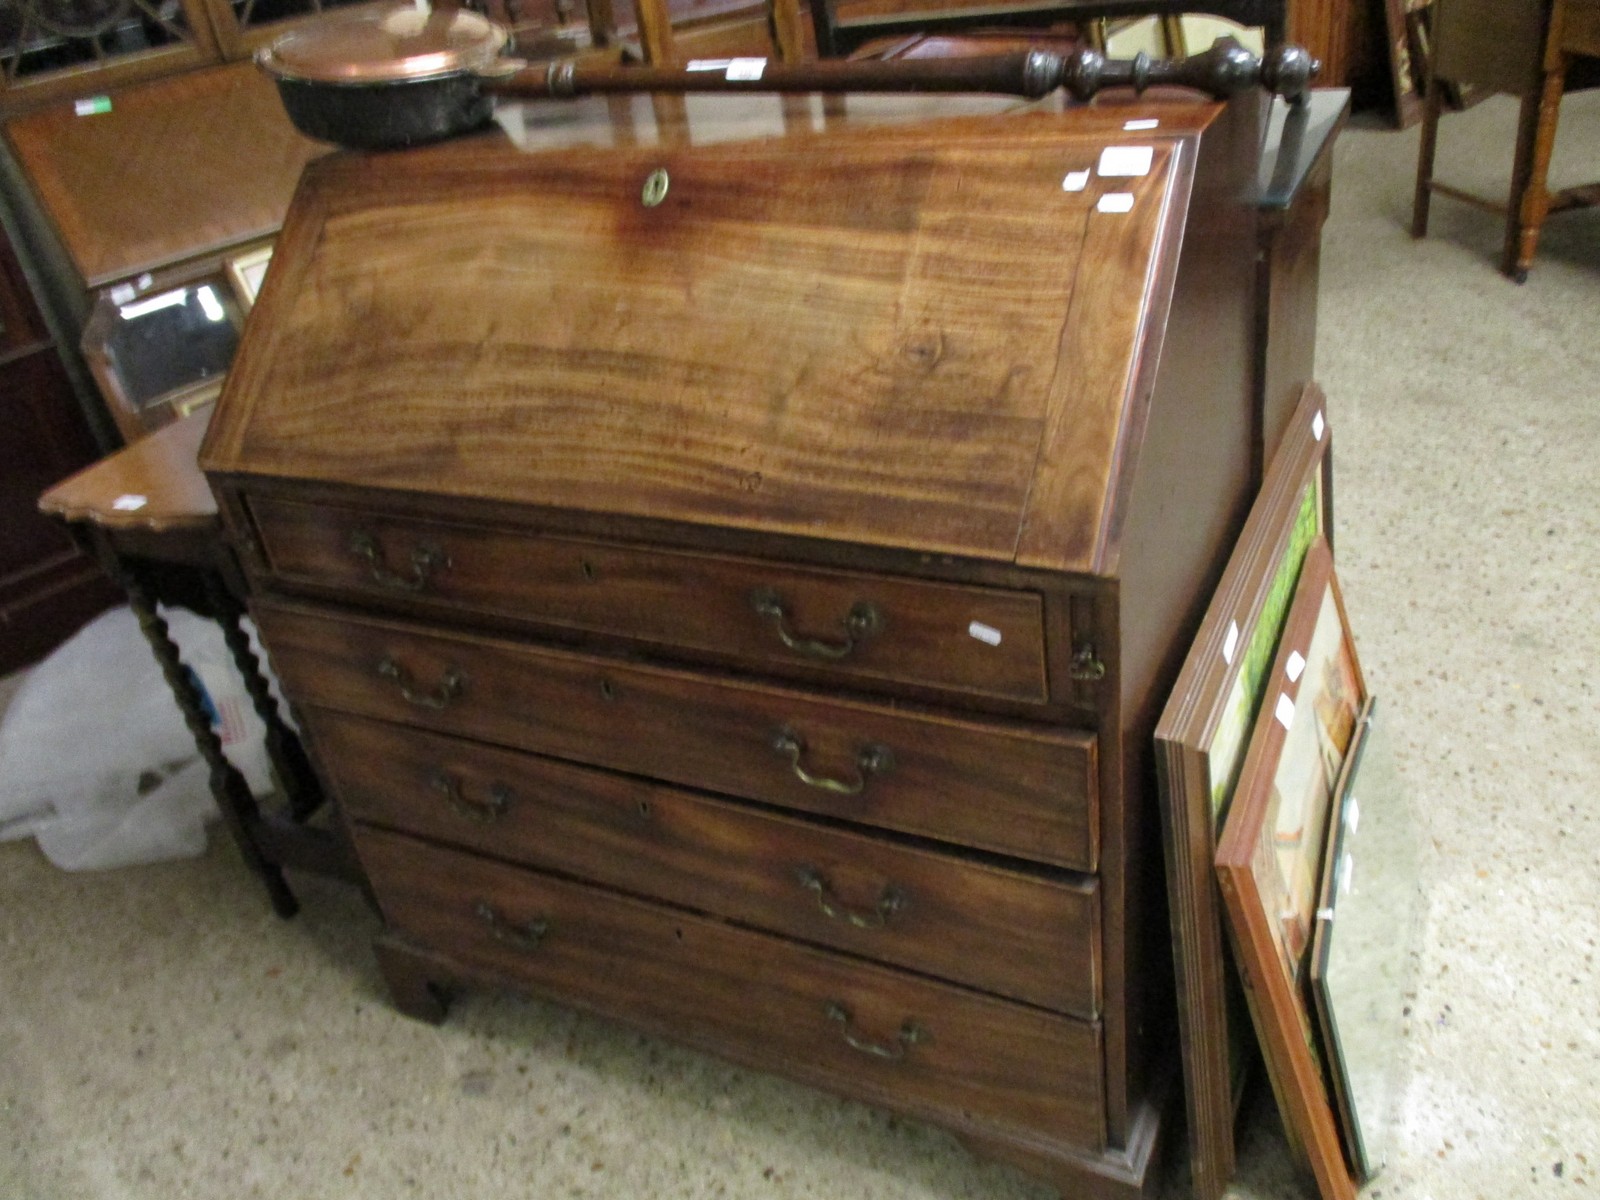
[258, 601, 1098, 870]
[314, 709, 1100, 1016]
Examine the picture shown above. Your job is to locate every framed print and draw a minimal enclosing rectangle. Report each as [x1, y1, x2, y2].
[1154, 383, 1333, 1200]
[1215, 537, 1364, 1200]
[1311, 697, 1421, 1182]
[225, 244, 275, 310]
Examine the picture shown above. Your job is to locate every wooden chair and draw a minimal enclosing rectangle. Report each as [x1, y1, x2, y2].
[1412, 0, 1600, 282]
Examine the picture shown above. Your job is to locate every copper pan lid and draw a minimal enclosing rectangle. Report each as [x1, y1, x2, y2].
[258, 5, 509, 83]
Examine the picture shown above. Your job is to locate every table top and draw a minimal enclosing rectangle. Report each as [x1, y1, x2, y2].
[39, 410, 217, 533]
[4, 61, 326, 290]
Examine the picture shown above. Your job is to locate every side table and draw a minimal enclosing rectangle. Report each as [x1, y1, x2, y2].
[37, 412, 357, 916]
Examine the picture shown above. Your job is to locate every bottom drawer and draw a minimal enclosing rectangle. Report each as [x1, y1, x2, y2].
[356, 826, 1106, 1151]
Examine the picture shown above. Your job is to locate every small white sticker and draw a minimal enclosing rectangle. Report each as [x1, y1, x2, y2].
[686, 58, 731, 70]
[1338, 852, 1355, 896]
[967, 620, 1003, 646]
[1313, 410, 1326, 441]
[1097, 193, 1135, 214]
[1123, 118, 1159, 131]
[136, 273, 154, 290]
[1061, 169, 1091, 193]
[725, 57, 767, 80]
[1274, 692, 1296, 730]
[113, 494, 148, 511]
[1285, 650, 1306, 683]
[75, 96, 112, 116]
[1346, 795, 1361, 834]
[1222, 620, 1240, 666]
[1316, 906, 1335, 922]
[1097, 145, 1154, 177]
[109, 283, 137, 305]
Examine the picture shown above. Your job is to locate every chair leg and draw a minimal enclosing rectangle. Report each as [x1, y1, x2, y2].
[1411, 67, 1445, 238]
[1507, 63, 1567, 282]
[768, 0, 806, 62]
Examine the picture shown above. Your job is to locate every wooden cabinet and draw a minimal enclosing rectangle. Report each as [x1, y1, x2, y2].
[0, 214, 117, 671]
[202, 90, 1284, 1196]
[3, 60, 327, 438]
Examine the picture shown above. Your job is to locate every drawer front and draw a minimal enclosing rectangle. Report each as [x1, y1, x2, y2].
[259, 603, 1097, 870]
[356, 826, 1106, 1151]
[248, 497, 1050, 704]
[316, 709, 1100, 1016]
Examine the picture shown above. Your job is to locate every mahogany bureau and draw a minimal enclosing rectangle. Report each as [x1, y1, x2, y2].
[201, 88, 1279, 1197]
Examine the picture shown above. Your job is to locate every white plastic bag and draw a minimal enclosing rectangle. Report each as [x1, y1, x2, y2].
[0, 604, 276, 870]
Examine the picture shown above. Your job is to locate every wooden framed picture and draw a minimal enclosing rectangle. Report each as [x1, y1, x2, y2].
[1154, 383, 1333, 1200]
[1215, 537, 1364, 1200]
[225, 243, 275, 311]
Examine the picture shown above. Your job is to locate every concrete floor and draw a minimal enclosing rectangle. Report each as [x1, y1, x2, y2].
[2, 93, 1598, 1200]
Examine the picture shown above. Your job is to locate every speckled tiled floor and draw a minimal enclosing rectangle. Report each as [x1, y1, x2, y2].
[3, 93, 1598, 1200]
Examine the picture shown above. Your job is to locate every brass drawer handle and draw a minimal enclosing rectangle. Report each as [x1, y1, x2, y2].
[1068, 642, 1106, 681]
[348, 529, 449, 592]
[377, 657, 465, 710]
[796, 866, 905, 928]
[430, 772, 511, 823]
[749, 587, 883, 660]
[823, 1000, 929, 1061]
[771, 727, 893, 796]
[474, 901, 549, 951]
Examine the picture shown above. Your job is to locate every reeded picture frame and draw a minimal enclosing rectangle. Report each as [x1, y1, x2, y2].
[1154, 383, 1333, 1200]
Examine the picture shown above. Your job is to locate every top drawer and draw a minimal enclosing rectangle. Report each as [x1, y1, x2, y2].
[246, 497, 1049, 705]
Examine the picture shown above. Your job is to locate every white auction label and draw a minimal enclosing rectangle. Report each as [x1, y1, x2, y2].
[967, 620, 1003, 646]
[1097, 145, 1154, 177]
[725, 57, 767, 80]
[1313, 410, 1326, 441]
[1123, 118, 1159, 130]
[1285, 650, 1306, 683]
[113, 494, 148, 511]
[1061, 169, 1091, 193]
[1097, 193, 1135, 214]
[1274, 692, 1296, 730]
[1222, 620, 1240, 666]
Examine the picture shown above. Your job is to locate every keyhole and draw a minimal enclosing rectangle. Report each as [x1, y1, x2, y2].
[642, 169, 669, 208]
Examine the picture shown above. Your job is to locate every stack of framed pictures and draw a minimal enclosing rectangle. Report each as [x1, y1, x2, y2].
[1157, 383, 1419, 1200]
[1155, 384, 1333, 1200]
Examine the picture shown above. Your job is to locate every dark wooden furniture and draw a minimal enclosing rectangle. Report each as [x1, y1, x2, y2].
[37, 412, 356, 916]
[3, 60, 328, 438]
[1251, 87, 1346, 479]
[0, 212, 118, 672]
[809, 0, 1286, 60]
[1412, 0, 1600, 282]
[200, 87, 1310, 1196]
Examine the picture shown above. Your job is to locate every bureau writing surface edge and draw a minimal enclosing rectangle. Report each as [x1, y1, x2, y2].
[200, 89, 1283, 1198]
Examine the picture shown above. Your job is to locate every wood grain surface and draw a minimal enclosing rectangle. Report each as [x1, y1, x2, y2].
[355, 825, 1108, 1149]
[258, 599, 1100, 869]
[316, 708, 1100, 1014]
[205, 102, 1205, 571]
[4, 61, 325, 288]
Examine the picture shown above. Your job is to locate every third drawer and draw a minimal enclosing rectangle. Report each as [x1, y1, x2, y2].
[313, 708, 1100, 1016]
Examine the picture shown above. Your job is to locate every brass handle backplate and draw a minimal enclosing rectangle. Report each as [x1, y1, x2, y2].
[430, 772, 511, 823]
[796, 866, 905, 928]
[749, 587, 883, 660]
[771, 727, 893, 795]
[348, 529, 449, 592]
[823, 1000, 929, 1061]
[377, 657, 465, 710]
[474, 901, 549, 951]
